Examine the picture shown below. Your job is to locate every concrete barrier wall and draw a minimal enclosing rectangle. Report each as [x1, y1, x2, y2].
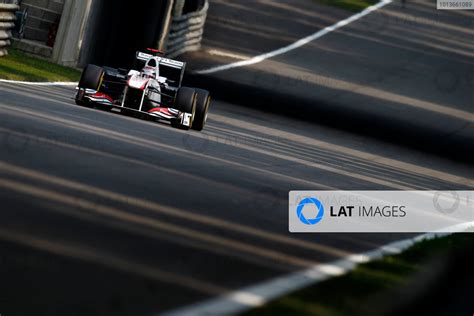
[2, 0, 210, 66]
[166, 0, 208, 58]
[0, 3, 19, 56]
[20, 0, 64, 44]
[51, 0, 92, 67]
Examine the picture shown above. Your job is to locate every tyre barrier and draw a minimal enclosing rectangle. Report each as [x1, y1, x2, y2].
[0, 3, 18, 57]
[166, 0, 208, 58]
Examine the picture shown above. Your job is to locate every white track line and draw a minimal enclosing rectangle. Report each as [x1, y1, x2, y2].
[160, 222, 474, 316]
[195, 0, 392, 75]
[0, 79, 77, 86]
[206, 49, 250, 60]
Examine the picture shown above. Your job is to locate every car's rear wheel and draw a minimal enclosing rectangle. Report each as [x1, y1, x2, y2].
[192, 89, 211, 131]
[76, 64, 104, 106]
[173, 87, 197, 129]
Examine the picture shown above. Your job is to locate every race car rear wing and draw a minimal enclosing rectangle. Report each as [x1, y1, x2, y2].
[134, 51, 186, 88]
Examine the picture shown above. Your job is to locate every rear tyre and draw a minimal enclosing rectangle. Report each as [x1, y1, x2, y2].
[76, 64, 104, 106]
[173, 87, 197, 130]
[192, 89, 211, 131]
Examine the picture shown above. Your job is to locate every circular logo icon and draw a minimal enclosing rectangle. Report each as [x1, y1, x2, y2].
[182, 134, 210, 153]
[297, 197, 324, 225]
[434, 69, 460, 93]
[1, 129, 29, 153]
[433, 191, 460, 214]
[253, 187, 280, 211]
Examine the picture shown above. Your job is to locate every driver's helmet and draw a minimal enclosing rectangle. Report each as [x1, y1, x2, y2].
[142, 58, 157, 78]
[142, 66, 155, 79]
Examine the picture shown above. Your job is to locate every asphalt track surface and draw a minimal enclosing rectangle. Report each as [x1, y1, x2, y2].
[1, 0, 474, 315]
[184, 0, 474, 161]
[0, 81, 472, 316]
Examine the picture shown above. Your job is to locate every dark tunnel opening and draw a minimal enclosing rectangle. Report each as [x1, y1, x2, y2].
[80, 0, 167, 68]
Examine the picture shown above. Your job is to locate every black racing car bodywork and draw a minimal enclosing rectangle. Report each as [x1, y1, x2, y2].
[75, 50, 211, 131]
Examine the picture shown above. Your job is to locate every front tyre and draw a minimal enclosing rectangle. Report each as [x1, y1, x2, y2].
[192, 89, 211, 131]
[78, 64, 104, 90]
[76, 64, 104, 106]
[174, 87, 197, 130]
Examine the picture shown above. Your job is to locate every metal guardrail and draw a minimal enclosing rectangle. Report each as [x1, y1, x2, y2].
[166, 0, 208, 58]
[0, 3, 18, 57]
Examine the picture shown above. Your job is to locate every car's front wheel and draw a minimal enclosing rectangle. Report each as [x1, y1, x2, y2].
[192, 89, 211, 131]
[76, 64, 104, 106]
[173, 87, 197, 130]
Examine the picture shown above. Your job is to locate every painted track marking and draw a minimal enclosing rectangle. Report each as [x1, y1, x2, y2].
[160, 222, 474, 316]
[195, 0, 392, 75]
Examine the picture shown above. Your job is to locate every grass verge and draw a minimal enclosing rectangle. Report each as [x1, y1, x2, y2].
[241, 233, 474, 316]
[0, 48, 80, 82]
[315, 0, 378, 12]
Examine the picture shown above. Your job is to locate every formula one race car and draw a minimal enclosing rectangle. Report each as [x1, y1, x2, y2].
[75, 49, 210, 131]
